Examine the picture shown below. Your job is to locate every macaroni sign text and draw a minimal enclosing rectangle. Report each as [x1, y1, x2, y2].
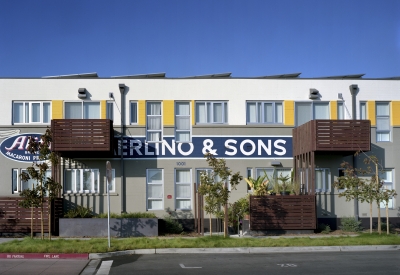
[116, 136, 292, 159]
[0, 133, 42, 162]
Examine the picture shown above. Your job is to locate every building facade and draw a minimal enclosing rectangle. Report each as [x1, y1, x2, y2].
[1, 73, 399, 229]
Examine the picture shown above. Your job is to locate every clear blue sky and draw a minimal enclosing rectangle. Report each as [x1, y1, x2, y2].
[1, 0, 399, 78]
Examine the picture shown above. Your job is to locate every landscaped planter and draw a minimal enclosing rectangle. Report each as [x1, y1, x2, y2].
[59, 218, 158, 237]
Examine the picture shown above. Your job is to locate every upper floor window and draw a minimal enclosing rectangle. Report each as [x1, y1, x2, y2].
[360, 102, 367, 119]
[195, 101, 228, 124]
[146, 102, 162, 143]
[130, 101, 138, 124]
[376, 102, 390, 142]
[295, 102, 329, 127]
[337, 102, 344, 120]
[106, 101, 114, 121]
[13, 101, 51, 124]
[64, 101, 100, 119]
[64, 168, 99, 193]
[246, 101, 282, 124]
[175, 102, 191, 142]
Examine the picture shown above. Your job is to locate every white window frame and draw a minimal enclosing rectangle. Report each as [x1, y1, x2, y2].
[246, 101, 283, 124]
[315, 168, 331, 193]
[376, 102, 390, 142]
[106, 101, 114, 121]
[337, 102, 344, 120]
[64, 169, 99, 193]
[64, 101, 101, 119]
[146, 169, 164, 210]
[175, 101, 192, 143]
[175, 169, 192, 210]
[13, 169, 51, 194]
[195, 101, 228, 124]
[359, 101, 367, 120]
[146, 101, 163, 143]
[247, 168, 253, 192]
[380, 169, 394, 209]
[106, 169, 116, 193]
[295, 102, 330, 127]
[130, 101, 138, 124]
[12, 101, 51, 124]
[196, 168, 231, 191]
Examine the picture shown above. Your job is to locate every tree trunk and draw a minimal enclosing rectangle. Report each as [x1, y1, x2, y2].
[48, 200, 52, 240]
[224, 202, 228, 238]
[386, 204, 389, 235]
[40, 182, 44, 240]
[209, 213, 212, 236]
[369, 203, 372, 234]
[377, 203, 381, 235]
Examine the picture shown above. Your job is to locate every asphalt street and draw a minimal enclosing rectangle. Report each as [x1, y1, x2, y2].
[99, 251, 400, 275]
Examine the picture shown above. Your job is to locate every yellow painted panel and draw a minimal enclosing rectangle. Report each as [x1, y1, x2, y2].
[284, 101, 294, 126]
[391, 101, 400, 126]
[330, 101, 338, 120]
[163, 100, 174, 126]
[138, 100, 146, 126]
[52, 100, 63, 119]
[100, 100, 106, 119]
[367, 101, 376, 126]
[192, 100, 195, 125]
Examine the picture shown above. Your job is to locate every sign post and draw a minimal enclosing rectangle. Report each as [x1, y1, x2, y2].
[106, 161, 112, 248]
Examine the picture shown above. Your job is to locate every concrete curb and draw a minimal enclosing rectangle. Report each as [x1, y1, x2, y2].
[88, 245, 400, 259]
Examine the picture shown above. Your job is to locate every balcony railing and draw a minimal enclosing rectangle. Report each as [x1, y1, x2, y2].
[51, 119, 114, 157]
[293, 120, 371, 156]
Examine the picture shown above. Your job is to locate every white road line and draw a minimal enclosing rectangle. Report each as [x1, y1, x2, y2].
[180, 264, 202, 269]
[96, 260, 113, 275]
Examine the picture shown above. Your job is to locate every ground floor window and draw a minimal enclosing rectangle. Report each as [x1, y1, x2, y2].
[12, 168, 51, 194]
[196, 168, 230, 190]
[380, 169, 394, 209]
[64, 169, 99, 193]
[175, 169, 192, 210]
[146, 169, 163, 210]
[315, 168, 331, 192]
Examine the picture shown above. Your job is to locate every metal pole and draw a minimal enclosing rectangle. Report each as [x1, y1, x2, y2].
[350, 84, 359, 222]
[106, 161, 112, 249]
[119, 84, 125, 213]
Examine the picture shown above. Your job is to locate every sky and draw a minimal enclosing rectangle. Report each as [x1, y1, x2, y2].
[0, 0, 399, 78]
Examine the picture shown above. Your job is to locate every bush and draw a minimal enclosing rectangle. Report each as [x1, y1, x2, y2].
[339, 217, 363, 232]
[163, 216, 184, 234]
[380, 222, 395, 233]
[318, 223, 331, 234]
[95, 212, 157, 218]
[64, 206, 94, 218]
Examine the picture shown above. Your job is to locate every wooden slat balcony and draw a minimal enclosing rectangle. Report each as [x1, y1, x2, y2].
[51, 119, 114, 158]
[293, 120, 371, 156]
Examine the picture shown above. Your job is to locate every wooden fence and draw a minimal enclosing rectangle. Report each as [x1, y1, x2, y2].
[250, 195, 316, 230]
[0, 197, 63, 235]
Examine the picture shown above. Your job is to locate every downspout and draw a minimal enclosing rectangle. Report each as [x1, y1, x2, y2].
[119, 84, 125, 213]
[349, 84, 359, 221]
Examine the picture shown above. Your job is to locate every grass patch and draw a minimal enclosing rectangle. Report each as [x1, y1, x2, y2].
[0, 234, 399, 254]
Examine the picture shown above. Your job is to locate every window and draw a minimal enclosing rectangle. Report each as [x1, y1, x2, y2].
[146, 169, 163, 210]
[64, 169, 99, 193]
[315, 168, 331, 192]
[295, 102, 329, 126]
[380, 170, 394, 209]
[175, 169, 192, 210]
[13, 101, 51, 124]
[246, 101, 282, 124]
[12, 169, 51, 194]
[256, 168, 291, 181]
[195, 101, 228, 124]
[247, 168, 253, 191]
[130, 101, 138, 124]
[64, 102, 100, 119]
[106, 101, 114, 121]
[196, 168, 229, 190]
[376, 102, 390, 142]
[175, 102, 191, 142]
[146, 102, 162, 142]
[360, 102, 367, 120]
[337, 102, 344, 120]
[106, 169, 115, 193]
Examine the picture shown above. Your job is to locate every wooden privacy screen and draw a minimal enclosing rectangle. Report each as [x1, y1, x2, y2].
[0, 197, 63, 234]
[51, 119, 113, 152]
[250, 195, 316, 230]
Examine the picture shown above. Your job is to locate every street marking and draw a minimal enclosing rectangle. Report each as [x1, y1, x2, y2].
[277, 264, 297, 267]
[180, 264, 202, 269]
[96, 260, 113, 275]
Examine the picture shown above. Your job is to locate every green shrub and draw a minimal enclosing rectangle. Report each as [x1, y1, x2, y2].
[64, 206, 94, 218]
[163, 215, 184, 234]
[95, 212, 157, 218]
[380, 222, 395, 233]
[318, 223, 331, 234]
[339, 217, 363, 232]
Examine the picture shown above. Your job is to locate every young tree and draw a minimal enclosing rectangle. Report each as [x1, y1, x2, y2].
[198, 153, 243, 237]
[18, 181, 41, 239]
[20, 129, 61, 240]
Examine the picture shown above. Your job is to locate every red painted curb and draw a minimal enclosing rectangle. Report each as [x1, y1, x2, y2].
[0, 253, 88, 259]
